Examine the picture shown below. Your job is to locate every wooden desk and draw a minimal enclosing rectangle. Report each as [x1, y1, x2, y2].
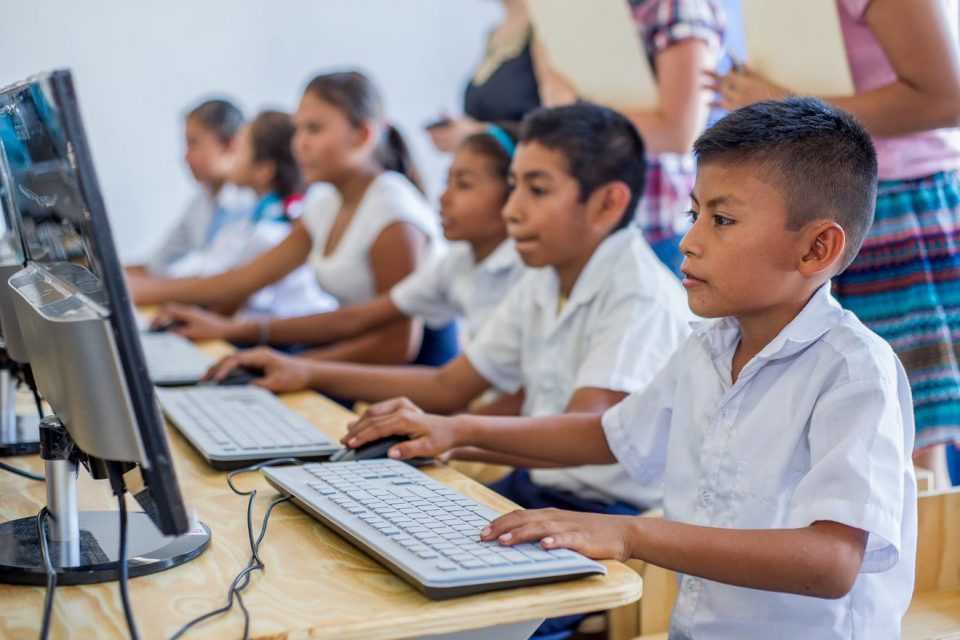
[0, 340, 642, 639]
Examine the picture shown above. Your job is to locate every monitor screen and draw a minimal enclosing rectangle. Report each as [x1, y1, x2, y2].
[0, 70, 189, 535]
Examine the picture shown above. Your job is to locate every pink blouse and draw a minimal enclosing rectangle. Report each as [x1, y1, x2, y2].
[838, 0, 960, 180]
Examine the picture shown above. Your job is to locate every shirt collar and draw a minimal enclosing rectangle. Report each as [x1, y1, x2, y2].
[253, 191, 284, 224]
[533, 228, 636, 310]
[692, 282, 845, 363]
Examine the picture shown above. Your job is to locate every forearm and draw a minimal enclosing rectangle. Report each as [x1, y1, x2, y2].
[245, 296, 405, 346]
[458, 413, 617, 465]
[468, 390, 525, 416]
[449, 446, 569, 468]
[130, 272, 252, 309]
[301, 319, 420, 365]
[829, 84, 960, 137]
[627, 518, 865, 599]
[624, 108, 704, 155]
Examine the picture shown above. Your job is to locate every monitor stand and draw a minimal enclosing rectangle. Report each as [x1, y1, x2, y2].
[0, 355, 40, 456]
[0, 415, 211, 585]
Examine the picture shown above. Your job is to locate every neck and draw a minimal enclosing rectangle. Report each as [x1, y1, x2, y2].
[208, 178, 226, 195]
[332, 163, 381, 207]
[554, 237, 604, 298]
[731, 287, 820, 381]
[501, 0, 528, 22]
[469, 231, 509, 263]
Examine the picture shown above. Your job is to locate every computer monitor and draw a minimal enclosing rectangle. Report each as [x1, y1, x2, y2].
[0, 70, 210, 585]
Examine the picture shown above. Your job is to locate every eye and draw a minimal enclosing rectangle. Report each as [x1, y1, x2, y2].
[530, 185, 548, 197]
[713, 214, 735, 226]
[686, 209, 698, 222]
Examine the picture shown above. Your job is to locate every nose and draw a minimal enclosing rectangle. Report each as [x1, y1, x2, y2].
[679, 218, 701, 258]
[439, 186, 452, 211]
[502, 189, 522, 224]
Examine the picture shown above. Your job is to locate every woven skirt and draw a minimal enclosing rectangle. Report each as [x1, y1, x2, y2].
[833, 171, 960, 452]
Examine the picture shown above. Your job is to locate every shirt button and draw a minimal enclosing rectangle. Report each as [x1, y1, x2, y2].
[699, 490, 712, 506]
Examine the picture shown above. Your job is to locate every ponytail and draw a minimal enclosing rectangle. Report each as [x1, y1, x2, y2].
[380, 124, 425, 194]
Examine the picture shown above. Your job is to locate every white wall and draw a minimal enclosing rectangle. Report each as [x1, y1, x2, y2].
[0, 0, 502, 261]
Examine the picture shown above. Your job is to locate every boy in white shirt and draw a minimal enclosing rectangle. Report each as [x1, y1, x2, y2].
[342, 98, 917, 639]
[211, 103, 691, 515]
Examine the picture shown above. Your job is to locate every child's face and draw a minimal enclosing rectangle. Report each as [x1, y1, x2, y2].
[229, 126, 273, 194]
[438, 148, 509, 244]
[292, 92, 368, 185]
[502, 142, 594, 270]
[184, 117, 235, 185]
[680, 162, 810, 319]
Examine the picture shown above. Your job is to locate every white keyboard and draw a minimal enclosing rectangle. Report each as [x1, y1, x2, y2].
[156, 386, 341, 469]
[264, 460, 607, 599]
[140, 332, 214, 386]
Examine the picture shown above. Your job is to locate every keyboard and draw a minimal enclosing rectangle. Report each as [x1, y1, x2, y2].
[156, 386, 341, 469]
[140, 332, 214, 386]
[263, 460, 606, 599]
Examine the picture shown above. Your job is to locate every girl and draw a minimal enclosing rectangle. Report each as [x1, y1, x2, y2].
[712, 0, 960, 486]
[157, 110, 336, 319]
[153, 126, 524, 353]
[133, 99, 253, 275]
[128, 72, 449, 366]
[534, 0, 726, 275]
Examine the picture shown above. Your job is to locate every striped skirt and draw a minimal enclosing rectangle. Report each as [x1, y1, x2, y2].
[833, 171, 960, 452]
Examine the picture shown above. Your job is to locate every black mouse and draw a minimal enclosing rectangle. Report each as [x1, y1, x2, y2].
[151, 319, 186, 333]
[330, 434, 409, 462]
[215, 366, 263, 386]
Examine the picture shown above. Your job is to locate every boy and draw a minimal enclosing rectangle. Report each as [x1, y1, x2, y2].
[211, 103, 692, 515]
[342, 98, 917, 638]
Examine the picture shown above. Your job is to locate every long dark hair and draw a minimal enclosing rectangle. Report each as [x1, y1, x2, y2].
[248, 110, 302, 199]
[304, 71, 425, 194]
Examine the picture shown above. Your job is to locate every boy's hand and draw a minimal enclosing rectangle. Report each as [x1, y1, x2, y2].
[705, 68, 788, 112]
[204, 346, 312, 393]
[153, 303, 237, 341]
[343, 401, 461, 460]
[481, 508, 636, 562]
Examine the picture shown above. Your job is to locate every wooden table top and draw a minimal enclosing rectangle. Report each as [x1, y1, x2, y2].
[0, 339, 642, 639]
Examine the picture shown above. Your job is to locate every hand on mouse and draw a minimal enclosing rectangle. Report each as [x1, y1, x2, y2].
[342, 399, 462, 461]
[151, 303, 238, 341]
[204, 346, 312, 393]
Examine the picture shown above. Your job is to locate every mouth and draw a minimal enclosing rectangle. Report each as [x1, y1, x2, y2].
[680, 269, 706, 289]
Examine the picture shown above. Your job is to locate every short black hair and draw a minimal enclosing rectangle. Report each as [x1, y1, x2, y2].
[519, 103, 646, 232]
[187, 98, 244, 145]
[694, 97, 877, 272]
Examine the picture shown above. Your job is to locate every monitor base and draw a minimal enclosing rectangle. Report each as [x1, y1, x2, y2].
[0, 510, 211, 585]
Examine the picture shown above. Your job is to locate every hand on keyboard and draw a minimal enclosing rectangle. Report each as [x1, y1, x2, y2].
[343, 397, 459, 461]
[205, 346, 312, 393]
[481, 507, 636, 562]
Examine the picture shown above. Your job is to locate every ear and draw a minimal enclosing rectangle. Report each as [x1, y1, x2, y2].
[798, 221, 845, 277]
[353, 121, 377, 150]
[585, 181, 631, 232]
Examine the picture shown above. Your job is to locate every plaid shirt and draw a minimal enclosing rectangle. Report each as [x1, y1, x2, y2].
[630, 0, 725, 244]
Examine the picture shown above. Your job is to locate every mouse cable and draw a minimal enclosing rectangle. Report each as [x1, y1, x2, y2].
[168, 458, 303, 640]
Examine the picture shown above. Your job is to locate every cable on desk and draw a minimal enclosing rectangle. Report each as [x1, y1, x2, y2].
[0, 459, 44, 482]
[116, 493, 140, 640]
[168, 458, 301, 640]
[37, 507, 57, 640]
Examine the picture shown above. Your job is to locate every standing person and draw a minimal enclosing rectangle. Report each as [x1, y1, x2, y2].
[426, 0, 540, 153]
[712, 0, 960, 486]
[534, 0, 726, 275]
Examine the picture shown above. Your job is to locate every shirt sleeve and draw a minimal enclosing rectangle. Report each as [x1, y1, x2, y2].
[574, 283, 690, 393]
[641, 0, 726, 58]
[463, 276, 529, 393]
[785, 367, 913, 573]
[389, 253, 457, 329]
[837, 0, 871, 19]
[601, 344, 686, 487]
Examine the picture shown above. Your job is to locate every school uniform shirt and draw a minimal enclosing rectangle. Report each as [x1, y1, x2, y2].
[146, 183, 254, 275]
[465, 228, 692, 508]
[602, 283, 917, 639]
[166, 192, 337, 318]
[301, 172, 445, 305]
[389, 239, 524, 341]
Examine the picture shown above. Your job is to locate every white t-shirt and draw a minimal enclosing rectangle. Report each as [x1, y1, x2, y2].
[301, 172, 444, 304]
[602, 283, 917, 639]
[146, 183, 254, 275]
[465, 228, 692, 508]
[390, 239, 524, 341]
[165, 193, 337, 318]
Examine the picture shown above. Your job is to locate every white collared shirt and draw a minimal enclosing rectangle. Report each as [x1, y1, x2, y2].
[466, 228, 692, 508]
[389, 239, 524, 341]
[301, 172, 445, 305]
[602, 284, 917, 639]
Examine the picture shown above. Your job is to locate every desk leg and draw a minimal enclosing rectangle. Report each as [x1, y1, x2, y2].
[416, 618, 543, 640]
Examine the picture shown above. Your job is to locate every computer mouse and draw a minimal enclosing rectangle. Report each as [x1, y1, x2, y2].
[215, 365, 264, 386]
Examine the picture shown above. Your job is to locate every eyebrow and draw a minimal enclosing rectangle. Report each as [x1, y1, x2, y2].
[689, 193, 747, 209]
[509, 170, 553, 183]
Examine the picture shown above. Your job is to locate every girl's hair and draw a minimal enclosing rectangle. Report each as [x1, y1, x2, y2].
[459, 122, 520, 182]
[187, 99, 244, 144]
[248, 110, 302, 199]
[304, 71, 425, 194]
